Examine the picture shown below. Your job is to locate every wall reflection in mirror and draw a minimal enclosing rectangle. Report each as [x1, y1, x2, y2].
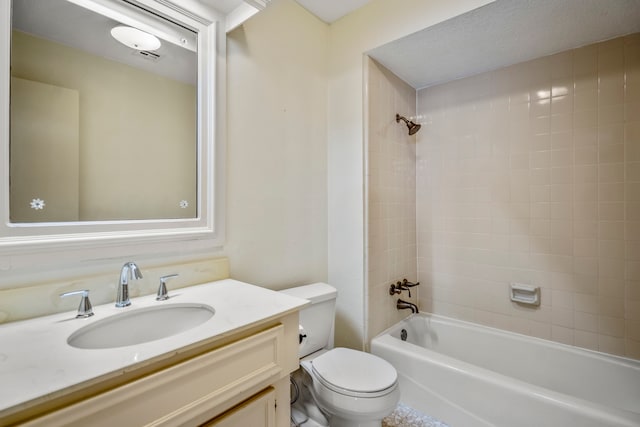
[10, 0, 197, 223]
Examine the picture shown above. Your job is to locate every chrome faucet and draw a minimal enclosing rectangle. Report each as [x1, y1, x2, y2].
[396, 299, 418, 314]
[116, 262, 143, 307]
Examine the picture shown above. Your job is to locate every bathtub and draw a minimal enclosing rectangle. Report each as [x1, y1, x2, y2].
[371, 313, 640, 427]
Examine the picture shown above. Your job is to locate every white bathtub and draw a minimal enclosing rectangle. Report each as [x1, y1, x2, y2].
[371, 313, 640, 427]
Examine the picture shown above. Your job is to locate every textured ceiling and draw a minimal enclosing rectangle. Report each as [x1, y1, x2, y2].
[294, 0, 373, 23]
[199, 0, 374, 22]
[369, 0, 640, 89]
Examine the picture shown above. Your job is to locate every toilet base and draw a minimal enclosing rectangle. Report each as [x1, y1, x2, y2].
[328, 416, 386, 427]
[291, 370, 330, 427]
[291, 402, 386, 427]
[291, 405, 327, 427]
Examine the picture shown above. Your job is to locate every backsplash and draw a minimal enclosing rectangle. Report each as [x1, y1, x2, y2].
[0, 257, 229, 323]
[416, 34, 640, 358]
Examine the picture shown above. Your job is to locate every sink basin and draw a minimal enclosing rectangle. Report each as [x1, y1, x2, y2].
[67, 303, 215, 349]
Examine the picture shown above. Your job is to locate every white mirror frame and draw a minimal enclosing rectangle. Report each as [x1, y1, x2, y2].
[0, 0, 225, 255]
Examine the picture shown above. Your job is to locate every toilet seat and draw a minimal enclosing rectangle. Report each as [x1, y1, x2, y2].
[310, 348, 398, 398]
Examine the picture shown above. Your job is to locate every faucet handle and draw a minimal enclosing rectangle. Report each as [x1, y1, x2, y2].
[397, 279, 420, 297]
[402, 279, 420, 287]
[157, 274, 178, 301]
[60, 290, 94, 318]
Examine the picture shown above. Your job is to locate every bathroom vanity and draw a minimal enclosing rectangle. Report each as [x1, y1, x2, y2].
[0, 279, 307, 426]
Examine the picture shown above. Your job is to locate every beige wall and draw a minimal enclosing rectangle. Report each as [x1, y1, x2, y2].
[11, 30, 197, 221]
[224, 0, 328, 289]
[416, 34, 640, 359]
[366, 58, 417, 341]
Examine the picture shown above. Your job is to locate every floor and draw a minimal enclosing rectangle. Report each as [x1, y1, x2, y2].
[382, 404, 449, 427]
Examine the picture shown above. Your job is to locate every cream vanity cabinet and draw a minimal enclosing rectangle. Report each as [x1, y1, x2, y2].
[13, 313, 299, 427]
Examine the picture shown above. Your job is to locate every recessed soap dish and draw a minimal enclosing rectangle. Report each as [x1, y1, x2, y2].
[510, 283, 540, 307]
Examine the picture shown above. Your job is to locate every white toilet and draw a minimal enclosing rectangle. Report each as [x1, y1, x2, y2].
[280, 283, 400, 427]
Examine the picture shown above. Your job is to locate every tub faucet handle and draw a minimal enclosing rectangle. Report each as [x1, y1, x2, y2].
[60, 289, 94, 318]
[389, 284, 402, 295]
[395, 281, 410, 297]
[402, 279, 420, 287]
[157, 274, 178, 301]
[398, 279, 420, 297]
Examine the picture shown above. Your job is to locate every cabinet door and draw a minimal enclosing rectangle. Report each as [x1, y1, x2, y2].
[203, 387, 275, 427]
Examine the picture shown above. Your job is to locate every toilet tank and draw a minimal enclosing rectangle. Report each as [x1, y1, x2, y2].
[279, 283, 337, 358]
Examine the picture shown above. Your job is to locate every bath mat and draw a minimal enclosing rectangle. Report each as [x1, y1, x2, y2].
[383, 403, 449, 427]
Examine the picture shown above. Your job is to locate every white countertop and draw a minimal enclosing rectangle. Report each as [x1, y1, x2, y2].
[0, 279, 308, 415]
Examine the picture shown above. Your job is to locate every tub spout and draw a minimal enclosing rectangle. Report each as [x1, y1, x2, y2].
[397, 299, 418, 314]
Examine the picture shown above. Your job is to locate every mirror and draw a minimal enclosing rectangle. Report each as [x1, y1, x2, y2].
[0, 0, 221, 250]
[10, 0, 197, 222]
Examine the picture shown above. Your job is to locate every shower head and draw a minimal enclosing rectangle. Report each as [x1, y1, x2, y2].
[396, 114, 421, 136]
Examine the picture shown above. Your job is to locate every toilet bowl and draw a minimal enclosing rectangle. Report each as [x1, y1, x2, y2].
[280, 283, 400, 427]
[301, 348, 400, 427]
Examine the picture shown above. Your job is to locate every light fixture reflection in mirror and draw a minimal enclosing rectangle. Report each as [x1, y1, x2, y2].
[110, 26, 162, 51]
[9, 0, 197, 223]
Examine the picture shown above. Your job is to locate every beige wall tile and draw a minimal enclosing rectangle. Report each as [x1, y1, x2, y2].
[574, 127, 598, 146]
[529, 320, 552, 340]
[599, 105, 625, 126]
[626, 339, 640, 359]
[628, 261, 640, 281]
[628, 222, 640, 241]
[626, 103, 640, 122]
[598, 125, 624, 147]
[575, 293, 599, 313]
[552, 325, 574, 345]
[599, 163, 625, 183]
[599, 335, 626, 356]
[574, 239, 598, 257]
[575, 311, 599, 332]
[574, 202, 597, 220]
[627, 319, 640, 341]
[574, 182, 597, 202]
[574, 147, 598, 166]
[627, 163, 640, 182]
[598, 78, 625, 106]
[599, 221, 625, 240]
[599, 239, 626, 259]
[574, 330, 599, 351]
[626, 298, 640, 320]
[574, 92, 597, 111]
[573, 108, 597, 128]
[599, 202, 624, 220]
[598, 143, 624, 163]
[574, 220, 598, 238]
[628, 243, 640, 261]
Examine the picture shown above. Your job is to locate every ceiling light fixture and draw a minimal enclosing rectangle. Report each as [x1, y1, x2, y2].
[110, 25, 161, 51]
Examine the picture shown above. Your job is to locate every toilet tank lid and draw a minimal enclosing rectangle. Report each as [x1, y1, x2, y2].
[279, 282, 337, 304]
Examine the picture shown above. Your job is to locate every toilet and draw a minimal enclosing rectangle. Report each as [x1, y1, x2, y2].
[280, 283, 400, 427]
